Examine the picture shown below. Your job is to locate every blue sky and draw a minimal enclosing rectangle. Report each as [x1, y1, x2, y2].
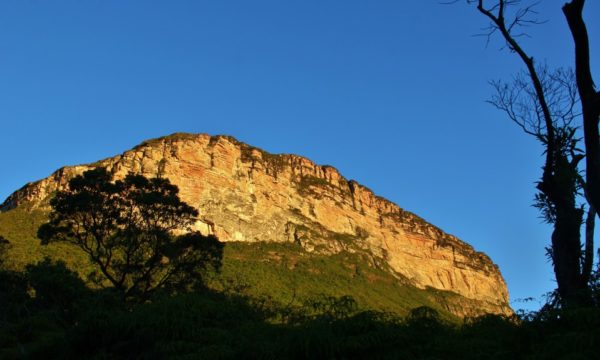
[0, 0, 598, 311]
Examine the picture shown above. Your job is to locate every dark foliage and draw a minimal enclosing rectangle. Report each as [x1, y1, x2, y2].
[25, 258, 90, 325]
[2, 255, 600, 358]
[38, 168, 223, 302]
[0, 235, 9, 267]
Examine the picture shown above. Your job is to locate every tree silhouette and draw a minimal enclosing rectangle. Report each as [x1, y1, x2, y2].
[563, 0, 600, 224]
[38, 168, 223, 302]
[461, 0, 597, 307]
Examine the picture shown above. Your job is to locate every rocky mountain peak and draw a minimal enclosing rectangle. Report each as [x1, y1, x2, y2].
[2, 132, 512, 316]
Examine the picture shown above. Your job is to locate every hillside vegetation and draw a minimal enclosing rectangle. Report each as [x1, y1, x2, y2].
[2, 251, 600, 359]
[0, 206, 461, 320]
[2, 201, 600, 358]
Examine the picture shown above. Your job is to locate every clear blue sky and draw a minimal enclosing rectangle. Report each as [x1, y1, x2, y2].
[1, 0, 598, 311]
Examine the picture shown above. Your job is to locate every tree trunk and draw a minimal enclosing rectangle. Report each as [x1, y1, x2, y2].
[544, 152, 587, 307]
[563, 0, 600, 217]
[581, 205, 595, 287]
[551, 206, 585, 307]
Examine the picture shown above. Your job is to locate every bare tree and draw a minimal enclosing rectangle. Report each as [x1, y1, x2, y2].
[461, 0, 596, 307]
[563, 0, 600, 223]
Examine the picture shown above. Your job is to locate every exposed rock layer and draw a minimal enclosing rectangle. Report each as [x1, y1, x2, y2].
[2, 133, 512, 316]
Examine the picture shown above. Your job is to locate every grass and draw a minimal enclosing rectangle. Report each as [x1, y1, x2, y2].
[0, 205, 95, 275]
[209, 241, 460, 320]
[0, 206, 464, 321]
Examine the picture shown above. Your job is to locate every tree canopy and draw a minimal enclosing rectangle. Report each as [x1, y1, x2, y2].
[38, 168, 223, 302]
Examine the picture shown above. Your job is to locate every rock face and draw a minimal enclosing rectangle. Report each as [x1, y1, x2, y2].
[2, 133, 512, 316]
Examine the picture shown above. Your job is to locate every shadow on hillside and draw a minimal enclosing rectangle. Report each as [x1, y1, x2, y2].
[2, 259, 600, 359]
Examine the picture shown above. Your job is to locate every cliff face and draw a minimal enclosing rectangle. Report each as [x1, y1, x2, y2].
[2, 133, 511, 316]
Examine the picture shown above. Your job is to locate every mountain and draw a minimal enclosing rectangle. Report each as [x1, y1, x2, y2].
[1, 133, 511, 317]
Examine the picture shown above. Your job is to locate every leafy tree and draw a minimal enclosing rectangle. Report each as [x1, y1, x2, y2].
[0, 236, 30, 329]
[38, 168, 223, 302]
[25, 258, 89, 324]
[461, 0, 597, 307]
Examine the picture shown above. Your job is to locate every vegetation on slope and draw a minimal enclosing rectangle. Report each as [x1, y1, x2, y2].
[2, 187, 600, 358]
[2, 257, 600, 359]
[0, 206, 462, 320]
[0, 205, 95, 275]
[208, 241, 461, 321]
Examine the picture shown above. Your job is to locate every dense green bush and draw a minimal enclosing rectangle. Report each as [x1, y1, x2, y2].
[2, 260, 600, 360]
[3, 187, 600, 358]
